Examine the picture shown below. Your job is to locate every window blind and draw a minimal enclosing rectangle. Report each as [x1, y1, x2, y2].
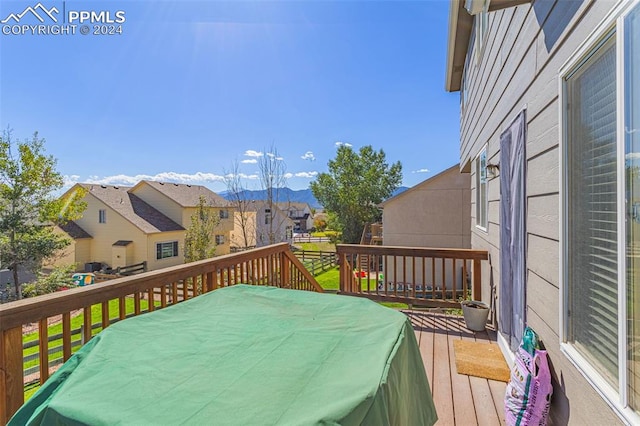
[567, 35, 618, 387]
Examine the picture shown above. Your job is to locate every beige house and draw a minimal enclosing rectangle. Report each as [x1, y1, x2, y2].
[276, 202, 314, 232]
[230, 210, 257, 251]
[244, 200, 295, 247]
[56, 181, 234, 272]
[129, 181, 234, 255]
[379, 165, 471, 291]
[380, 165, 471, 249]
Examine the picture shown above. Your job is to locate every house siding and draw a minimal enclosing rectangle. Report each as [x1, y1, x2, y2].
[75, 195, 149, 268]
[461, 0, 621, 423]
[130, 184, 184, 226]
[382, 167, 471, 249]
[147, 231, 185, 270]
[181, 207, 233, 256]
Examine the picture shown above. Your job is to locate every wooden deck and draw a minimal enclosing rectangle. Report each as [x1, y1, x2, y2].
[405, 310, 507, 426]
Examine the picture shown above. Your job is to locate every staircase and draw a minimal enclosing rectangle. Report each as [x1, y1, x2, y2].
[357, 223, 383, 272]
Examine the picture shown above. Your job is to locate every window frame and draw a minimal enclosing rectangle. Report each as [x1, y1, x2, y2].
[215, 234, 225, 245]
[98, 209, 106, 224]
[475, 146, 488, 232]
[156, 241, 179, 260]
[559, 1, 640, 422]
[219, 209, 229, 220]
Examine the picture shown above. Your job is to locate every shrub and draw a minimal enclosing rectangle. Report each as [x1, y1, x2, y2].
[22, 265, 77, 298]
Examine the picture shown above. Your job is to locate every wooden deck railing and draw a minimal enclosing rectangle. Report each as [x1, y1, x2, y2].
[0, 243, 321, 423]
[337, 244, 488, 308]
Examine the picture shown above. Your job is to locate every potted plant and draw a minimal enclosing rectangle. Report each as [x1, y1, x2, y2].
[461, 300, 490, 331]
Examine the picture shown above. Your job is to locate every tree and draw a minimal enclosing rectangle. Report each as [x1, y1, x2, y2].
[0, 130, 86, 299]
[224, 160, 256, 251]
[310, 145, 402, 243]
[183, 195, 220, 263]
[258, 145, 290, 245]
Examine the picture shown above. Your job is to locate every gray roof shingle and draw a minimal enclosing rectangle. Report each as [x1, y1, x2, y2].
[141, 181, 232, 208]
[60, 221, 92, 239]
[81, 184, 184, 233]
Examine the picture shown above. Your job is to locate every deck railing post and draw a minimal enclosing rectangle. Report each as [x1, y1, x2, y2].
[473, 258, 482, 301]
[281, 251, 290, 288]
[338, 251, 346, 293]
[1, 326, 23, 423]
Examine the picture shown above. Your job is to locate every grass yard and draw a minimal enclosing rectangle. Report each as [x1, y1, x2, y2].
[297, 242, 336, 252]
[22, 297, 156, 401]
[314, 267, 340, 291]
[313, 267, 407, 310]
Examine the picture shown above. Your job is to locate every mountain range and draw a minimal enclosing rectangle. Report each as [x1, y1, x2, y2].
[218, 187, 409, 209]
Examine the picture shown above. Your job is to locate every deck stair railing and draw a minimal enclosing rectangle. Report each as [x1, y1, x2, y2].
[0, 243, 321, 423]
[337, 244, 488, 308]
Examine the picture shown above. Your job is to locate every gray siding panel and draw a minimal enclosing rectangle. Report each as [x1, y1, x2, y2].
[528, 193, 559, 241]
[527, 233, 558, 288]
[459, 0, 622, 421]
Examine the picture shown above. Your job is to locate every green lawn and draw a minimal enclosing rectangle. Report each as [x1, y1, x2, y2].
[297, 242, 336, 252]
[315, 267, 340, 291]
[313, 267, 407, 309]
[22, 297, 156, 400]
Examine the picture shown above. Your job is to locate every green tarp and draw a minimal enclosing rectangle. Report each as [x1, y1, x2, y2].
[10, 285, 437, 425]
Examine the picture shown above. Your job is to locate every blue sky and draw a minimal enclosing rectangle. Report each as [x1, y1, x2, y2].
[0, 0, 460, 192]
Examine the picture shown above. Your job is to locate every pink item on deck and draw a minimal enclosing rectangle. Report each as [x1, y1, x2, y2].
[505, 331, 553, 425]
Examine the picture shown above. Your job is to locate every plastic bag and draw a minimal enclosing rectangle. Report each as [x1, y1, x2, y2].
[504, 327, 553, 426]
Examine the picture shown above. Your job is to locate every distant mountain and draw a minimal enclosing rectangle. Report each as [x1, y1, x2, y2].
[219, 188, 322, 209]
[391, 186, 409, 197]
[219, 186, 410, 209]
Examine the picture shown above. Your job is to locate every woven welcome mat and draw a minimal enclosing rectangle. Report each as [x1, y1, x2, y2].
[453, 340, 510, 382]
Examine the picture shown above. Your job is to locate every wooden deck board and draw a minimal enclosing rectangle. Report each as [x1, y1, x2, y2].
[405, 310, 507, 426]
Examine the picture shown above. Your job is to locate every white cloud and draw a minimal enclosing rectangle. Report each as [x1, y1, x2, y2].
[412, 168, 430, 174]
[335, 141, 352, 148]
[265, 152, 284, 161]
[626, 153, 640, 161]
[63, 174, 81, 187]
[63, 171, 227, 188]
[241, 159, 258, 164]
[294, 171, 318, 178]
[301, 151, 315, 161]
[244, 150, 263, 158]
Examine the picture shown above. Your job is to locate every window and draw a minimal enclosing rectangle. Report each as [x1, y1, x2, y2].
[561, 2, 640, 419]
[475, 147, 488, 230]
[156, 241, 178, 260]
[215, 235, 225, 245]
[475, 0, 490, 63]
[285, 226, 293, 240]
[264, 209, 271, 225]
[219, 209, 229, 220]
[98, 209, 106, 224]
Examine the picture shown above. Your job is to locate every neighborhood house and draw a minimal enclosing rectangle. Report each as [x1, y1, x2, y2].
[56, 181, 234, 272]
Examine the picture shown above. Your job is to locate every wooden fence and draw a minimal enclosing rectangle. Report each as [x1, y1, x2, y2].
[294, 250, 337, 276]
[292, 235, 331, 244]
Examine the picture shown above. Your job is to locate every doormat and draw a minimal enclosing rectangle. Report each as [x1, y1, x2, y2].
[453, 340, 510, 383]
